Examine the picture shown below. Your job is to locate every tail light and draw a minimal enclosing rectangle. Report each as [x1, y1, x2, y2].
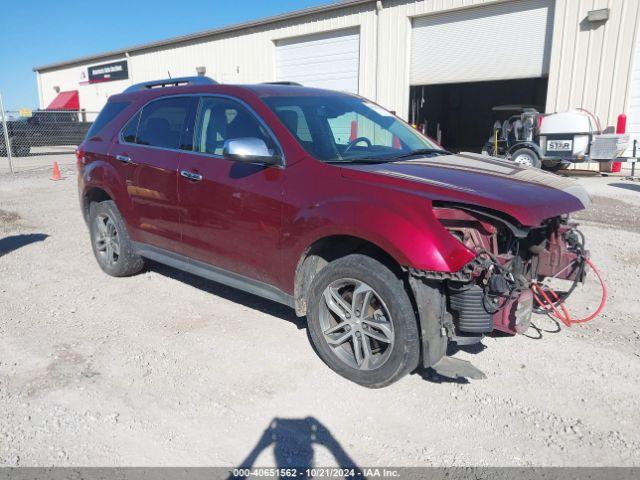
[75, 148, 85, 168]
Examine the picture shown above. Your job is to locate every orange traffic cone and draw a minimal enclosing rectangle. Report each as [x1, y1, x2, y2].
[51, 161, 62, 181]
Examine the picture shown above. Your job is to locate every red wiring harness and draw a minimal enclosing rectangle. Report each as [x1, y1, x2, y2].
[531, 257, 607, 327]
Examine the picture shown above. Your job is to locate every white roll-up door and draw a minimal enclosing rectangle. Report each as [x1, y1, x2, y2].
[276, 29, 360, 93]
[625, 29, 640, 157]
[410, 0, 554, 86]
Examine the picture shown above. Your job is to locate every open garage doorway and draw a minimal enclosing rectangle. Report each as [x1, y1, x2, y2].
[408, 78, 548, 153]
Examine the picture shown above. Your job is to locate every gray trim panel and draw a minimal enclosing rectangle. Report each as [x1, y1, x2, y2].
[133, 242, 294, 307]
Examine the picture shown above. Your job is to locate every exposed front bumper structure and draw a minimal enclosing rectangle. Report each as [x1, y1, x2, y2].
[409, 207, 589, 374]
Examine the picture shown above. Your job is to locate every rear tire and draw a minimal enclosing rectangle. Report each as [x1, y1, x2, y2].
[89, 200, 144, 277]
[510, 147, 541, 168]
[306, 254, 420, 388]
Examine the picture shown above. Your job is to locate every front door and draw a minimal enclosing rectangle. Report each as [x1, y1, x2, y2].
[108, 96, 195, 252]
[177, 95, 285, 286]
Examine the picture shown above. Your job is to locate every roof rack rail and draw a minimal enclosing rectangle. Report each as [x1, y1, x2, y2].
[262, 81, 303, 86]
[123, 76, 217, 93]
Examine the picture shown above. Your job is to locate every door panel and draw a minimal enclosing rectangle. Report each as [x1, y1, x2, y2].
[108, 143, 182, 251]
[178, 96, 284, 285]
[108, 96, 194, 252]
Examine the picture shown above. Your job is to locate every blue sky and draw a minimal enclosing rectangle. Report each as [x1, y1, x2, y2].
[0, 0, 335, 110]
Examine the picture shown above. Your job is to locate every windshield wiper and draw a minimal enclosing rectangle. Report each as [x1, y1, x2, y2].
[390, 148, 451, 160]
[324, 148, 451, 164]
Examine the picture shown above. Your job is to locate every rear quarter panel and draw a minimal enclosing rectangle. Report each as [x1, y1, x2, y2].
[77, 101, 143, 232]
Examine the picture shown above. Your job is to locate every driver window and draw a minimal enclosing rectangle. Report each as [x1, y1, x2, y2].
[194, 97, 277, 156]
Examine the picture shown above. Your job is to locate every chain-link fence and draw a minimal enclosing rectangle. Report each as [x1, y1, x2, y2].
[1, 93, 97, 173]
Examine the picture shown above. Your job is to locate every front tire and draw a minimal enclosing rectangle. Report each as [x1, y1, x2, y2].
[306, 254, 420, 388]
[89, 200, 144, 277]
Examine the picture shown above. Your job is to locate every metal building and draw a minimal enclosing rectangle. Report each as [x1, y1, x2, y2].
[33, 0, 640, 155]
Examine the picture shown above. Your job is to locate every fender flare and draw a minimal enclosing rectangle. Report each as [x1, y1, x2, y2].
[508, 142, 542, 159]
[286, 198, 475, 282]
[81, 160, 132, 221]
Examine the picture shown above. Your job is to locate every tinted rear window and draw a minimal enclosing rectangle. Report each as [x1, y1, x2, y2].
[136, 97, 192, 149]
[121, 111, 141, 143]
[85, 101, 130, 139]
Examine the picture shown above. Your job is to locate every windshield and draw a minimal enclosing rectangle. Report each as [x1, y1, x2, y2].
[263, 94, 441, 163]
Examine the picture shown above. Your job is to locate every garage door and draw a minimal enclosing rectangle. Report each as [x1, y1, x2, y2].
[625, 29, 640, 157]
[276, 29, 360, 93]
[410, 0, 554, 85]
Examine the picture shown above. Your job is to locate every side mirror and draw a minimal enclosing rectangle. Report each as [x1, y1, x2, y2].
[222, 137, 279, 165]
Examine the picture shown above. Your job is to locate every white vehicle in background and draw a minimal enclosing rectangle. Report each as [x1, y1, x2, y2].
[483, 106, 629, 171]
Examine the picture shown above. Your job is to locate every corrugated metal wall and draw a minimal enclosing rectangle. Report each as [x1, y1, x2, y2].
[38, 2, 377, 112]
[37, 0, 640, 133]
[626, 16, 640, 156]
[129, 3, 376, 94]
[375, 0, 509, 119]
[545, 0, 640, 130]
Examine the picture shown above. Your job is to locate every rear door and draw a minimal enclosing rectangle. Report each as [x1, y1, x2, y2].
[177, 95, 285, 286]
[108, 96, 196, 252]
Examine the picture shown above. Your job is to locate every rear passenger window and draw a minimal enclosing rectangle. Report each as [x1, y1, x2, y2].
[121, 111, 140, 143]
[136, 97, 191, 149]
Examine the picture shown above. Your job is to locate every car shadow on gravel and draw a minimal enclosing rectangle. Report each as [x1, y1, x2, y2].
[416, 368, 471, 384]
[413, 342, 487, 384]
[146, 260, 305, 329]
[0, 233, 48, 258]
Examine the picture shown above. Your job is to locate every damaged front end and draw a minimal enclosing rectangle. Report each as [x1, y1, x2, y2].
[408, 203, 589, 377]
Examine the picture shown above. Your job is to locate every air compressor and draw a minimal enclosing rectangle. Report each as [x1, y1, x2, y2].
[482, 106, 629, 170]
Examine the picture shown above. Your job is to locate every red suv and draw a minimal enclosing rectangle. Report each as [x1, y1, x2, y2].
[77, 77, 591, 387]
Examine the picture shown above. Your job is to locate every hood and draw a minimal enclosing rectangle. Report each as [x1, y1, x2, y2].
[340, 152, 590, 227]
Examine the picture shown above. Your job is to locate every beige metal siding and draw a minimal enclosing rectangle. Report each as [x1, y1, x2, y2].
[37, 0, 640, 134]
[624, 16, 640, 156]
[38, 0, 511, 118]
[38, 3, 377, 111]
[546, 0, 640, 131]
[375, 0, 515, 119]
[374, 0, 640, 124]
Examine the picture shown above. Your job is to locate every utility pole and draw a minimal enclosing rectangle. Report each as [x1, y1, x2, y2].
[0, 91, 14, 174]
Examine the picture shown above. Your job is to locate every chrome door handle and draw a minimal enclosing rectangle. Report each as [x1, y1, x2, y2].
[180, 169, 203, 181]
[116, 155, 133, 164]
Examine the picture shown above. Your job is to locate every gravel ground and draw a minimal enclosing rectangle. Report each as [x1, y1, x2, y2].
[1, 162, 639, 467]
